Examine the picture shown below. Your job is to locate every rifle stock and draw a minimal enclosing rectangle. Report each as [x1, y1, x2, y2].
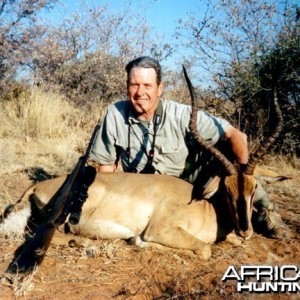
[7, 121, 101, 274]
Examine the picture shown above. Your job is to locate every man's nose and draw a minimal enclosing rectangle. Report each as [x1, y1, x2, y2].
[137, 85, 145, 96]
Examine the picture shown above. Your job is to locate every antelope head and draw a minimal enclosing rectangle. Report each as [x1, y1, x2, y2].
[183, 66, 283, 240]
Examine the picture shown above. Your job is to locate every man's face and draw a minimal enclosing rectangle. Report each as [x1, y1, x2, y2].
[127, 67, 163, 121]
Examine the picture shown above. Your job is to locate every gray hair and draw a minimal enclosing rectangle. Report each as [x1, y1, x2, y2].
[125, 56, 162, 85]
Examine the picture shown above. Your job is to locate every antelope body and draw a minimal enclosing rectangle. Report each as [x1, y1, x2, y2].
[0, 165, 288, 260]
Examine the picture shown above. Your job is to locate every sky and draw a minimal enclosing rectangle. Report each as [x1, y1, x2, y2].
[49, 0, 201, 37]
[134, 0, 200, 36]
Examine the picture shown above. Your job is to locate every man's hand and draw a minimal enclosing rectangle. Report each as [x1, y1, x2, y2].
[225, 126, 249, 164]
[98, 164, 116, 172]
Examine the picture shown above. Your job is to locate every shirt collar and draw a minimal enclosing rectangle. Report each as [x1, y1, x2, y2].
[127, 100, 164, 126]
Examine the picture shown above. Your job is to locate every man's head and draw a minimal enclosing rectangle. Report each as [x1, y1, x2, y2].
[126, 56, 162, 85]
[125, 56, 163, 121]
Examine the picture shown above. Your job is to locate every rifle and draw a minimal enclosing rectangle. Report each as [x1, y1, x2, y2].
[7, 121, 101, 274]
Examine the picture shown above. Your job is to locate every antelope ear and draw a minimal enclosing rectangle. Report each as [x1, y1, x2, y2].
[254, 167, 292, 183]
[202, 176, 221, 198]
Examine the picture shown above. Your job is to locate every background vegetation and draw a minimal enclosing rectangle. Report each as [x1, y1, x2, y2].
[0, 0, 299, 176]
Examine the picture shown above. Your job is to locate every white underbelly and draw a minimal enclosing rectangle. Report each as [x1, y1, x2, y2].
[70, 219, 138, 239]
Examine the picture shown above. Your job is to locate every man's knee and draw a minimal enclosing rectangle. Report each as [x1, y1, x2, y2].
[253, 182, 274, 211]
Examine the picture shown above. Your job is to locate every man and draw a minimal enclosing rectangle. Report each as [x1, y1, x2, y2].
[89, 56, 290, 239]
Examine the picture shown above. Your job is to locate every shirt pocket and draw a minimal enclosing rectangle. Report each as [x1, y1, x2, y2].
[115, 137, 141, 150]
[160, 143, 188, 166]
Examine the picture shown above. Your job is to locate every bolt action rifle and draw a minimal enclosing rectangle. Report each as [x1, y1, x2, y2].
[7, 120, 101, 274]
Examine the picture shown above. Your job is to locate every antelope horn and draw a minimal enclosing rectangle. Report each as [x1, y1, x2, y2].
[183, 65, 237, 176]
[244, 87, 283, 175]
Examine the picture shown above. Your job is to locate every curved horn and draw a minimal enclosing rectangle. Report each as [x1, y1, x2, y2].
[183, 65, 237, 176]
[244, 87, 283, 175]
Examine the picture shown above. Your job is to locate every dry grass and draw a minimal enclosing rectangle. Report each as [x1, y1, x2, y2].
[0, 88, 104, 176]
[2, 269, 37, 298]
[0, 88, 82, 139]
[260, 154, 299, 200]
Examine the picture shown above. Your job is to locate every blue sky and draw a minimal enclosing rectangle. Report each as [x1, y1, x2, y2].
[137, 0, 200, 36]
[44, 0, 200, 41]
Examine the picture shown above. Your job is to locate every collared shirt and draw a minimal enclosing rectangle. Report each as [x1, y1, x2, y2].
[90, 99, 231, 180]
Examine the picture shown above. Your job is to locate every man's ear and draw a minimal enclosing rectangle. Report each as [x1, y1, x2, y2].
[126, 81, 130, 97]
[158, 82, 164, 97]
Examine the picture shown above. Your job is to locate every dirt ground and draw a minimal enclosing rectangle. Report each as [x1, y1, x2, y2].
[0, 165, 299, 300]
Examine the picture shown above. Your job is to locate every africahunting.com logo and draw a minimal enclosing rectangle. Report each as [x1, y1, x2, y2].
[222, 265, 300, 293]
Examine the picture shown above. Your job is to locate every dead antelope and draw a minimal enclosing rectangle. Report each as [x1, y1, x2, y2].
[0, 71, 289, 272]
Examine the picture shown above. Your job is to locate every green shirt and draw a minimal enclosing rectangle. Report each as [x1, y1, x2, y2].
[90, 99, 231, 181]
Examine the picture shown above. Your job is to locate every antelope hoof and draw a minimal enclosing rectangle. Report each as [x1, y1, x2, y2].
[226, 232, 243, 246]
[195, 244, 211, 260]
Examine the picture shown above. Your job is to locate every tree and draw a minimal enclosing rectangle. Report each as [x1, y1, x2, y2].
[176, 0, 299, 157]
[225, 4, 300, 157]
[257, 9, 300, 157]
[177, 0, 297, 90]
[0, 0, 57, 95]
[27, 1, 173, 106]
